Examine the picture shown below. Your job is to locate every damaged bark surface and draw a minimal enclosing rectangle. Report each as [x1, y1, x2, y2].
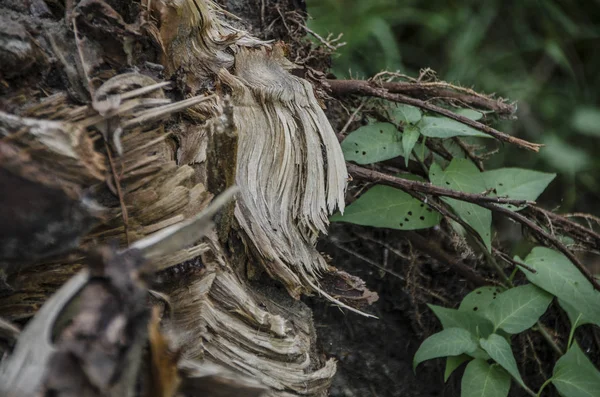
[0, 1, 379, 396]
[6, 1, 591, 397]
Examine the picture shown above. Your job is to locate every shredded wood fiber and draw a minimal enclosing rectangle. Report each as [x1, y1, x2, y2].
[0, 0, 375, 396]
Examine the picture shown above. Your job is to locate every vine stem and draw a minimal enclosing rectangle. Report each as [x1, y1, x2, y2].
[536, 378, 553, 397]
[567, 314, 582, 349]
[524, 386, 537, 397]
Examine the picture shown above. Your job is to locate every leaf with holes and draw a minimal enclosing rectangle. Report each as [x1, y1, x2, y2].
[429, 159, 492, 251]
[402, 125, 420, 167]
[413, 328, 478, 371]
[482, 284, 553, 334]
[445, 355, 471, 382]
[461, 360, 511, 397]
[552, 343, 600, 397]
[418, 116, 490, 138]
[517, 247, 600, 327]
[480, 334, 527, 390]
[482, 168, 556, 211]
[392, 104, 422, 125]
[459, 286, 505, 313]
[330, 185, 441, 230]
[341, 122, 403, 164]
[428, 304, 494, 339]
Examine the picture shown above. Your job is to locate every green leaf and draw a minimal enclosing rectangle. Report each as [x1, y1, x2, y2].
[413, 328, 478, 371]
[572, 107, 600, 137]
[429, 159, 492, 251]
[552, 343, 600, 397]
[459, 286, 504, 313]
[456, 108, 484, 121]
[482, 168, 556, 211]
[559, 299, 591, 332]
[428, 304, 494, 338]
[518, 247, 600, 327]
[480, 334, 527, 389]
[402, 125, 420, 167]
[330, 185, 441, 230]
[445, 355, 471, 382]
[418, 116, 490, 138]
[483, 284, 553, 334]
[461, 360, 511, 397]
[392, 104, 422, 125]
[341, 122, 403, 164]
[539, 135, 591, 176]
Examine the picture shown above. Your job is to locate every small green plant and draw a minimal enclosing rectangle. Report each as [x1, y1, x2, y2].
[413, 247, 600, 397]
[331, 101, 600, 396]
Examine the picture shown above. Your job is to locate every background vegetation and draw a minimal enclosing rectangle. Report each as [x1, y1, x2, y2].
[305, 2, 600, 396]
[306, 0, 600, 214]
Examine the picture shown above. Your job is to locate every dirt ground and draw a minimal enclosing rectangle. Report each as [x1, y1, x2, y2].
[308, 224, 460, 397]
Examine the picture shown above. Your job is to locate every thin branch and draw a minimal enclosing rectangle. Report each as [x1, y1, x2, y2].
[332, 241, 405, 282]
[532, 323, 564, 356]
[402, 189, 505, 286]
[527, 206, 600, 247]
[405, 231, 489, 286]
[348, 164, 600, 290]
[325, 79, 542, 152]
[379, 80, 516, 117]
[493, 248, 536, 273]
[478, 202, 600, 291]
[453, 137, 485, 171]
[337, 99, 367, 142]
[301, 25, 346, 51]
[347, 163, 532, 207]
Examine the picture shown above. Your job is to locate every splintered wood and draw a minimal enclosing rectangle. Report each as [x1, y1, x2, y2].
[0, 0, 378, 396]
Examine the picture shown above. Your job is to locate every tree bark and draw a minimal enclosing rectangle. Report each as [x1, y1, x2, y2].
[0, 1, 372, 396]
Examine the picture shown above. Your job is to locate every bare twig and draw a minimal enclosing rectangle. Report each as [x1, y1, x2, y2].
[527, 206, 600, 247]
[347, 163, 532, 207]
[337, 99, 368, 142]
[348, 164, 599, 289]
[493, 248, 536, 273]
[301, 25, 346, 51]
[405, 231, 489, 286]
[478, 202, 600, 291]
[332, 242, 405, 282]
[381, 81, 515, 117]
[366, 71, 514, 117]
[325, 79, 542, 152]
[453, 137, 485, 171]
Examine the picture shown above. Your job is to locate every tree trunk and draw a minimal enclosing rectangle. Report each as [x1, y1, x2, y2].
[0, 1, 376, 396]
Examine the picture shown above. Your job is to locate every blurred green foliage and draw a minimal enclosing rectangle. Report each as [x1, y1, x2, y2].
[306, 0, 600, 212]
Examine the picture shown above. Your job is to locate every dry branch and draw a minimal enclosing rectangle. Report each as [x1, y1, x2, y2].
[348, 164, 600, 291]
[380, 80, 516, 117]
[325, 79, 543, 152]
[347, 163, 532, 207]
[477, 201, 600, 291]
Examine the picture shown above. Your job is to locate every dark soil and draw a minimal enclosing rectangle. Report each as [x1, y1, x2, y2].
[308, 224, 464, 397]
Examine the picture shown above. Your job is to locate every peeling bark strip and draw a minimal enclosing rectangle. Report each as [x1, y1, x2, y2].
[149, 0, 376, 315]
[222, 46, 348, 297]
